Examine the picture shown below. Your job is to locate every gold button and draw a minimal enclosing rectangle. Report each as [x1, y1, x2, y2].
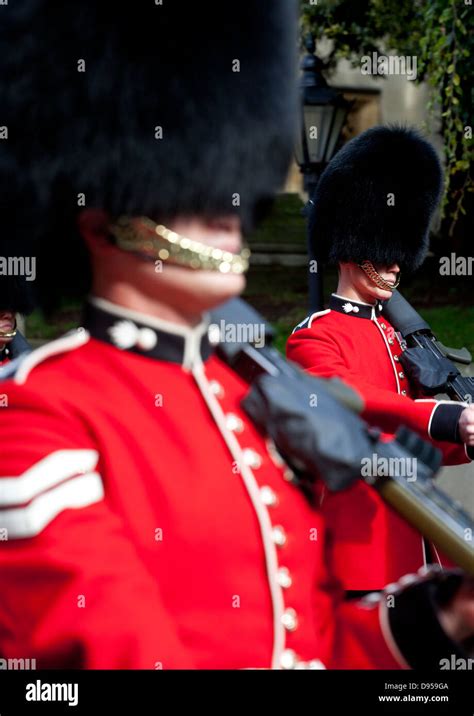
[225, 413, 244, 433]
[282, 467, 295, 482]
[401, 390, 407, 396]
[207, 324, 221, 345]
[209, 380, 224, 398]
[242, 449, 262, 470]
[380, 323, 387, 330]
[277, 567, 292, 589]
[280, 649, 298, 669]
[388, 338, 394, 345]
[260, 486, 278, 507]
[394, 355, 399, 362]
[281, 608, 298, 632]
[272, 525, 287, 547]
[308, 660, 325, 669]
[399, 371, 405, 379]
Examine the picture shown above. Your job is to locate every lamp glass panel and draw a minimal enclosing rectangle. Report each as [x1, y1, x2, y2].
[324, 106, 347, 162]
[303, 104, 335, 164]
[294, 122, 305, 166]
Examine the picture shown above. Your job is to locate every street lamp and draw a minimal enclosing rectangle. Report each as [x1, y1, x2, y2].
[295, 33, 351, 310]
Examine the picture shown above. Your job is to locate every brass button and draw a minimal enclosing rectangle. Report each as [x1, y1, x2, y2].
[308, 660, 325, 669]
[401, 389, 407, 396]
[260, 485, 278, 507]
[398, 371, 405, 379]
[209, 380, 224, 398]
[388, 338, 394, 345]
[208, 324, 221, 345]
[272, 525, 287, 547]
[277, 567, 292, 589]
[225, 413, 244, 433]
[394, 355, 399, 362]
[242, 449, 262, 470]
[280, 649, 298, 669]
[380, 322, 387, 330]
[282, 467, 295, 482]
[281, 608, 298, 632]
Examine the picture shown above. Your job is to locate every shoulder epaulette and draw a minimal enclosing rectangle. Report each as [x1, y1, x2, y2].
[0, 329, 89, 385]
[291, 309, 331, 334]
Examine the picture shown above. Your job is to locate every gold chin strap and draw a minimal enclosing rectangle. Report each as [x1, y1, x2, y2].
[359, 260, 401, 291]
[0, 318, 17, 339]
[109, 216, 251, 275]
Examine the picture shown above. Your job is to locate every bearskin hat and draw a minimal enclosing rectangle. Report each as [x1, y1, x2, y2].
[0, 276, 35, 316]
[0, 1, 298, 309]
[309, 126, 443, 272]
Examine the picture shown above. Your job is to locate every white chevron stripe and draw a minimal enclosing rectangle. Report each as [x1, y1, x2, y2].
[0, 472, 104, 539]
[0, 450, 100, 506]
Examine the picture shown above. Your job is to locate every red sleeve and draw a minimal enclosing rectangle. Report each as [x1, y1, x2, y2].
[0, 381, 194, 669]
[330, 600, 405, 669]
[287, 325, 470, 466]
[309, 536, 405, 669]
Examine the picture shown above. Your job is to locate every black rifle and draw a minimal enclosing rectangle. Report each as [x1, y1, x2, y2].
[382, 290, 474, 402]
[210, 298, 474, 575]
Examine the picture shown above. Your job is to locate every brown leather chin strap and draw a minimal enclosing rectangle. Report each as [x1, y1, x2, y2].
[359, 260, 401, 291]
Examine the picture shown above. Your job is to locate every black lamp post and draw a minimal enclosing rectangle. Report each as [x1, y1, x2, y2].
[295, 33, 351, 311]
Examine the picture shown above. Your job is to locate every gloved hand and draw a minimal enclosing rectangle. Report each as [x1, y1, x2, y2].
[242, 369, 374, 492]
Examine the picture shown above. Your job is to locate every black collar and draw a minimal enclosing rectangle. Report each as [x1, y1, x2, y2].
[83, 297, 214, 368]
[329, 293, 384, 320]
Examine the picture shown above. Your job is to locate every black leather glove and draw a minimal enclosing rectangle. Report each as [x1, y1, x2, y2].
[242, 369, 374, 492]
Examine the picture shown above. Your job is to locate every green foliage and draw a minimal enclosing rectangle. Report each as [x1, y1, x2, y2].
[300, 0, 474, 237]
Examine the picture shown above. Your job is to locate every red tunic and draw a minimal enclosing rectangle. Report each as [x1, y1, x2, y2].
[287, 294, 471, 592]
[0, 297, 405, 670]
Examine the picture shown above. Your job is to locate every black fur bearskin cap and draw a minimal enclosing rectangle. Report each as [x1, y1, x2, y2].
[309, 125, 443, 272]
[0, 1, 298, 309]
[0, 276, 35, 316]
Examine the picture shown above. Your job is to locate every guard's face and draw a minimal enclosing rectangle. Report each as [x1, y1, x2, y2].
[81, 210, 246, 323]
[342, 262, 400, 303]
[136, 216, 246, 315]
[0, 311, 16, 345]
[371, 263, 401, 300]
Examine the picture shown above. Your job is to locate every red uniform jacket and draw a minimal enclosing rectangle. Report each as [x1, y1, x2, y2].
[0, 297, 421, 670]
[287, 294, 472, 592]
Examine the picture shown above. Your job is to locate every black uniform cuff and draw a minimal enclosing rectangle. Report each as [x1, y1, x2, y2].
[430, 403, 464, 443]
[387, 570, 467, 670]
